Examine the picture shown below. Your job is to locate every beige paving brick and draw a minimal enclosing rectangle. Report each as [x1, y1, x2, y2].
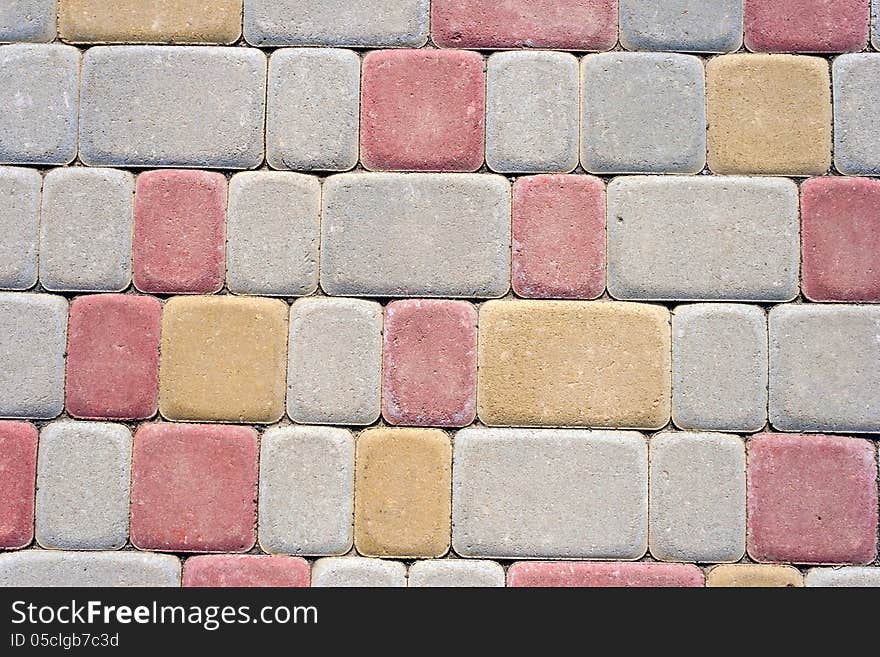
[707, 564, 803, 587]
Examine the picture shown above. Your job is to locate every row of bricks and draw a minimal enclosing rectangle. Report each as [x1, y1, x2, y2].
[2, 422, 879, 564]
[2, 552, 880, 588]
[3, 294, 880, 433]
[4, 168, 880, 304]
[4, 0, 880, 55]
[5, 45, 880, 176]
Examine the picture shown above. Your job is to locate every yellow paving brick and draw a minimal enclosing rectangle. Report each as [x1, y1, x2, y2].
[707, 564, 804, 587]
[478, 300, 671, 429]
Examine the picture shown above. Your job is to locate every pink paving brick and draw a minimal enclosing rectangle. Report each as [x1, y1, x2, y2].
[360, 49, 485, 172]
[65, 294, 162, 420]
[507, 562, 705, 587]
[801, 177, 880, 303]
[747, 434, 878, 564]
[0, 422, 37, 550]
[133, 170, 226, 294]
[512, 175, 606, 300]
[382, 300, 477, 427]
[432, 0, 618, 51]
[130, 423, 258, 553]
[745, 0, 870, 53]
[182, 555, 310, 588]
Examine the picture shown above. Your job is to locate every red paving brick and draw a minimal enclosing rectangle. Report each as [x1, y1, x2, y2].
[0, 422, 38, 549]
[745, 0, 870, 52]
[507, 562, 705, 587]
[183, 555, 310, 587]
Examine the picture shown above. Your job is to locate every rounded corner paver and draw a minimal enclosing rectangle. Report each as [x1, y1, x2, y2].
[744, 0, 870, 53]
[311, 557, 407, 587]
[619, 0, 744, 53]
[0, 421, 38, 550]
[706, 564, 804, 587]
[183, 555, 310, 588]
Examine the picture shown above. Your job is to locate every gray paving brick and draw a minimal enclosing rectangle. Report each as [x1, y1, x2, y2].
[0, 293, 67, 419]
[607, 176, 800, 301]
[673, 304, 768, 432]
[806, 567, 880, 587]
[321, 173, 511, 298]
[227, 172, 320, 296]
[35, 421, 132, 550]
[581, 53, 706, 174]
[649, 432, 746, 563]
[79, 46, 266, 169]
[0, 0, 56, 42]
[833, 54, 880, 176]
[620, 0, 744, 53]
[486, 51, 579, 174]
[311, 557, 406, 587]
[0, 167, 41, 290]
[287, 298, 382, 425]
[874, 0, 879, 49]
[267, 48, 360, 172]
[244, 0, 429, 47]
[0, 550, 180, 587]
[408, 560, 505, 587]
[452, 428, 648, 560]
[39, 167, 134, 293]
[259, 426, 355, 556]
[0, 44, 79, 165]
[770, 305, 880, 433]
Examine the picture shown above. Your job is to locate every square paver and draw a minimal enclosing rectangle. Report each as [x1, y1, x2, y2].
[0, 0, 57, 42]
[745, 0, 870, 52]
[620, 0, 743, 53]
[35, 421, 131, 550]
[311, 557, 406, 587]
[507, 562, 704, 587]
[707, 564, 803, 587]
[159, 296, 288, 424]
[580, 53, 706, 174]
[131, 423, 259, 553]
[833, 54, 880, 176]
[407, 560, 505, 587]
[0, 167, 41, 290]
[183, 555, 310, 588]
[806, 567, 880, 587]
[0, 421, 38, 549]
[0, 551, 181, 587]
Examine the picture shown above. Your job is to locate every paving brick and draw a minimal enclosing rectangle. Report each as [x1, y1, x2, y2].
[833, 54, 880, 176]
[806, 567, 880, 587]
[267, 49, 359, 172]
[580, 53, 706, 174]
[133, 170, 225, 295]
[478, 301, 670, 428]
[0, 0, 56, 42]
[259, 426, 354, 556]
[79, 46, 266, 169]
[227, 172, 320, 296]
[311, 557, 407, 587]
[0, 167, 40, 290]
[707, 54, 832, 175]
[408, 560, 505, 587]
[287, 298, 382, 425]
[35, 421, 131, 550]
[707, 564, 804, 587]
[59, 0, 242, 44]
[244, 0, 429, 47]
[382, 300, 477, 427]
[183, 555, 310, 587]
[321, 173, 510, 298]
[649, 432, 746, 563]
[431, 0, 618, 50]
[769, 305, 880, 432]
[745, 0, 869, 52]
[131, 423, 259, 553]
[159, 296, 288, 423]
[486, 52, 579, 174]
[801, 177, 880, 302]
[874, 0, 879, 48]
[608, 177, 800, 302]
[0, 550, 181, 586]
[39, 168, 134, 293]
[0, 44, 79, 165]
[512, 175, 606, 300]
[619, 0, 744, 52]
[0, 422, 37, 549]
[360, 50, 485, 172]
[66, 295, 161, 421]
[0, 293, 67, 419]
[355, 428, 451, 558]
[453, 428, 648, 559]
[507, 562, 704, 587]
[747, 433, 878, 564]
[672, 304, 768, 432]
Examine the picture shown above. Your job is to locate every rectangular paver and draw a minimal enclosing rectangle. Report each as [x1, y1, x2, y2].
[707, 564, 803, 587]
[0, 167, 41, 290]
[35, 421, 131, 550]
[745, 0, 870, 52]
[0, 421, 37, 549]
[0, 0, 56, 42]
[486, 51, 579, 174]
[311, 557, 407, 587]
[507, 562, 704, 587]
[408, 560, 505, 588]
[227, 172, 320, 296]
[287, 298, 382, 425]
[620, 0, 743, 53]
[608, 177, 800, 302]
[320, 173, 510, 298]
[833, 54, 880, 176]
[183, 555, 310, 588]
[80, 46, 266, 168]
[874, 0, 879, 48]
[39, 168, 134, 293]
[453, 428, 648, 559]
[259, 426, 355, 556]
[0, 551, 181, 587]
[806, 568, 880, 587]
[478, 301, 670, 428]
